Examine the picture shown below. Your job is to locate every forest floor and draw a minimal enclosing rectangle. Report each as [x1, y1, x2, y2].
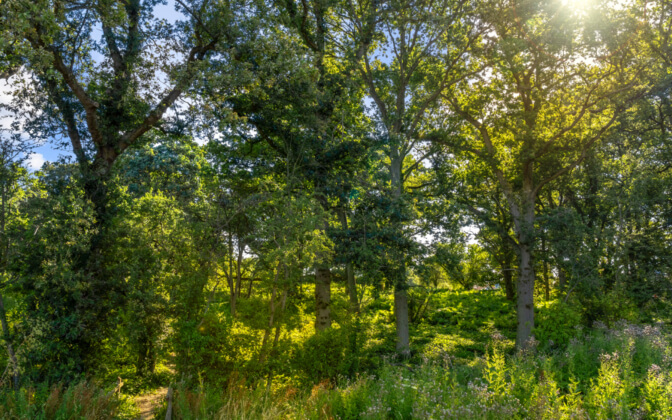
[130, 354, 175, 419]
[134, 387, 167, 420]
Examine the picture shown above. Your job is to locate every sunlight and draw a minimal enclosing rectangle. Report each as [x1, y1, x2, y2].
[562, 0, 591, 12]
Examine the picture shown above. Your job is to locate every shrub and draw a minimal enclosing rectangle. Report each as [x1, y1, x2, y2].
[642, 365, 672, 419]
[294, 327, 351, 385]
[534, 299, 582, 347]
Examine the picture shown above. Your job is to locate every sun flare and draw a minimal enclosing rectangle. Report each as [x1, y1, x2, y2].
[561, 0, 591, 11]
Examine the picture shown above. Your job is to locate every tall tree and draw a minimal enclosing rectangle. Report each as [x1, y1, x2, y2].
[276, 0, 378, 329]
[349, 0, 482, 356]
[0, 135, 35, 389]
[442, 0, 647, 346]
[0, 0, 249, 374]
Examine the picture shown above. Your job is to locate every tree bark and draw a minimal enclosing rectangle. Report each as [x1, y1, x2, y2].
[503, 265, 515, 301]
[390, 153, 411, 357]
[234, 241, 244, 310]
[265, 276, 288, 393]
[345, 262, 359, 313]
[516, 241, 535, 347]
[135, 331, 156, 376]
[337, 206, 359, 314]
[542, 236, 550, 301]
[394, 286, 411, 357]
[558, 266, 566, 291]
[314, 267, 332, 331]
[259, 267, 280, 365]
[514, 192, 536, 348]
[227, 233, 235, 316]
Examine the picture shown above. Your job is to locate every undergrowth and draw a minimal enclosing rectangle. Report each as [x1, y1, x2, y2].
[153, 320, 671, 419]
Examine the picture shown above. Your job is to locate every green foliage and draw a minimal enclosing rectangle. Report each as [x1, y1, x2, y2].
[1, 0, 671, 416]
[427, 291, 516, 333]
[587, 353, 629, 419]
[12, 164, 107, 382]
[433, 243, 499, 290]
[484, 346, 508, 399]
[171, 316, 236, 386]
[285, 322, 672, 419]
[294, 327, 350, 386]
[534, 299, 583, 347]
[0, 381, 126, 419]
[642, 366, 672, 419]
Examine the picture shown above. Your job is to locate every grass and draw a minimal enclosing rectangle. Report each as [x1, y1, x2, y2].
[154, 320, 672, 419]
[0, 289, 669, 419]
[0, 381, 132, 419]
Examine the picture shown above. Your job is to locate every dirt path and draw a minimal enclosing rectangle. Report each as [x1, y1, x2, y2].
[135, 387, 167, 420]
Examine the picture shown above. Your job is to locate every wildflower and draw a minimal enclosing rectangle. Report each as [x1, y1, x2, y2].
[648, 364, 661, 375]
[599, 352, 619, 363]
[525, 335, 540, 349]
[491, 330, 505, 342]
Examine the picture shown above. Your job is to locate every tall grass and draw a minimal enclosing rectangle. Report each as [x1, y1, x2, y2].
[2, 321, 668, 419]
[0, 381, 124, 419]
[161, 321, 671, 419]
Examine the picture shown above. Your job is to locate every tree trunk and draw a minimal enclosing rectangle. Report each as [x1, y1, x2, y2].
[390, 152, 410, 357]
[247, 271, 255, 298]
[516, 241, 535, 348]
[542, 237, 550, 301]
[558, 266, 566, 291]
[315, 267, 332, 331]
[259, 268, 280, 365]
[503, 265, 515, 301]
[337, 206, 359, 314]
[543, 261, 550, 301]
[345, 262, 359, 314]
[135, 331, 156, 376]
[513, 189, 537, 349]
[227, 234, 234, 315]
[265, 276, 288, 393]
[394, 286, 411, 357]
[66, 165, 121, 371]
[234, 242, 244, 304]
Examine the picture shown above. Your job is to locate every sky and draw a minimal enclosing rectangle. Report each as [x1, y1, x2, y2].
[0, 1, 179, 170]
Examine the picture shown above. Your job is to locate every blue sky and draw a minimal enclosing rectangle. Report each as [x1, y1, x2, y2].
[0, 1, 179, 170]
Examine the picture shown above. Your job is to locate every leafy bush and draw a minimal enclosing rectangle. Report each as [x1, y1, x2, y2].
[642, 365, 672, 419]
[534, 299, 582, 347]
[294, 327, 351, 385]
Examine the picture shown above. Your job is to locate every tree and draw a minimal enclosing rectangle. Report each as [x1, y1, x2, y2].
[0, 134, 35, 389]
[269, 0, 378, 328]
[348, 0, 482, 356]
[442, 0, 647, 346]
[433, 148, 519, 300]
[0, 0, 248, 374]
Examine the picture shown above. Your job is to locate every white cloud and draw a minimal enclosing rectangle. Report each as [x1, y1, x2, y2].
[0, 79, 16, 130]
[26, 153, 45, 170]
